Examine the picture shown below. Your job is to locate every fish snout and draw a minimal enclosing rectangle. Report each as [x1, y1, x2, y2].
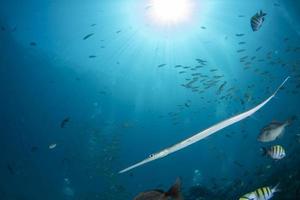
[257, 134, 264, 141]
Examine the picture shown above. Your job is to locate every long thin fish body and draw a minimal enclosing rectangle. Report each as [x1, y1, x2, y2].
[119, 77, 290, 174]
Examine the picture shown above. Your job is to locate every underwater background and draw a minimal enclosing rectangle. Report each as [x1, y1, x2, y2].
[1, 0, 300, 199]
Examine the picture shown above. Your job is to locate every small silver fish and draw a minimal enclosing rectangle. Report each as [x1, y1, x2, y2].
[251, 10, 267, 31]
[261, 145, 286, 160]
[134, 178, 182, 200]
[258, 117, 296, 142]
[49, 143, 57, 149]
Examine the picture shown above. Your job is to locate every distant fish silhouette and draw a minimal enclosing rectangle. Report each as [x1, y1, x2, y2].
[237, 49, 246, 53]
[7, 164, 15, 175]
[83, 33, 94, 40]
[60, 117, 70, 128]
[256, 46, 262, 51]
[158, 64, 166, 68]
[31, 146, 38, 152]
[30, 42, 37, 46]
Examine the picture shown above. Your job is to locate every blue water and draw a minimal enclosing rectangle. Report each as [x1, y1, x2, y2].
[1, 0, 300, 199]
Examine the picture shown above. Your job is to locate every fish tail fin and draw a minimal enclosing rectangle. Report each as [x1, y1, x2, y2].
[261, 147, 268, 156]
[286, 115, 297, 125]
[272, 183, 280, 193]
[166, 178, 182, 200]
[273, 76, 290, 96]
[259, 10, 267, 16]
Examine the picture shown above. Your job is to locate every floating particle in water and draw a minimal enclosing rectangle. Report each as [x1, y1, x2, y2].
[192, 169, 202, 186]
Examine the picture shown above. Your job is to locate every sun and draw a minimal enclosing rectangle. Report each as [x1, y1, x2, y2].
[148, 0, 193, 25]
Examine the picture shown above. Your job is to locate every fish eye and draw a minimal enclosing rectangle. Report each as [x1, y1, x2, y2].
[149, 154, 155, 158]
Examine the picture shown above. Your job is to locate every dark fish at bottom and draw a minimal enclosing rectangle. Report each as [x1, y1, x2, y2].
[134, 178, 183, 200]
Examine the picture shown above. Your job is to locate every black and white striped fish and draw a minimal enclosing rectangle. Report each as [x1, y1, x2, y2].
[251, 10, 267, 31]
[239, 184, 280, 200]
[262, 145, 286, 160]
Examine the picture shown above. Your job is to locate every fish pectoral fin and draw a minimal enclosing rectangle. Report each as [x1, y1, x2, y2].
[166, 178, 182, 199]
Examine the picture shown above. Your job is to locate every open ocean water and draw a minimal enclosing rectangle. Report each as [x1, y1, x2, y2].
[1, 0, 300, 199]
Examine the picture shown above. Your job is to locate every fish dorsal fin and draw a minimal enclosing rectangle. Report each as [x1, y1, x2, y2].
[166, 178, 182, 200]
[260, 10, 266, 16]
[262, 125, 272, 131]
[269, 119, 282, 126]
[259, 10, 267, 17]
[153, 189, 164, 193]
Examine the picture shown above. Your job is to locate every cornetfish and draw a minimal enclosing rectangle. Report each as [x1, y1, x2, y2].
[119, 77, 290, 174]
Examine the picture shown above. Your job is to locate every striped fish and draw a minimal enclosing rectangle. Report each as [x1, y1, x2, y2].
[262, 145, 286, 160]
[239, 184, 280, 200]
[251, 10, 267, 31]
